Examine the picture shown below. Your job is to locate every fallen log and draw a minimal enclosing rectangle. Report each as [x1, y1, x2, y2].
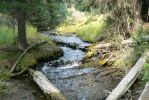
[94, 35, 149, 49]
[29, 69, 67, 100]
[106, 51, 149, 100]
[10, 41, 47, 73]
[94, 39, 134, 49]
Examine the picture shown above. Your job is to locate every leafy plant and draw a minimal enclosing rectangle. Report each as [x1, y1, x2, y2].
[0, 81, 7, 94]
[143, 63, 149, 82]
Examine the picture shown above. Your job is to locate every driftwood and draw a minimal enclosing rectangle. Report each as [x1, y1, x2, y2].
[138, 82, 149, 100]
[102, 53, 113, 66]
[94, 39, 134, 49]
[10, 41, 47, 73]
[94, 35, 149, 49]
[106, 51, 149, 100]
[29, 69, 67, 100]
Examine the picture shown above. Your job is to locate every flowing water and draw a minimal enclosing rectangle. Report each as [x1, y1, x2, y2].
[39, 32, 119, 100]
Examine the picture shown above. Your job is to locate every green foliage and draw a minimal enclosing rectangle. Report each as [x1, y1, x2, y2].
[47, 0, 67, 29]
[0, 24, 63, 72]
[28, 0, 50, 31]
[0, 0, 67, 31]
[0, 26, 17, 46]
[66, 0, 116, 13]
[0, 81, 7, 94]
[0, 68, 11, 95]
[0, 24, 40, 46]
[133, 28, 149, 55]
[143, 62, 149, 82]
[0, 70, 12, 81]
[142, 60, 149, 82]
[77, 16, 112, 42]
[28, 0, 67, 30]
[133, 27, 149, 82]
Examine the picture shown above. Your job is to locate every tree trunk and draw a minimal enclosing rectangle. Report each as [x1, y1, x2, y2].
[17, 10, 28, 50]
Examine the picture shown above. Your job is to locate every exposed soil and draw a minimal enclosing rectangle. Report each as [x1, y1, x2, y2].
[0, 78, 46, 100]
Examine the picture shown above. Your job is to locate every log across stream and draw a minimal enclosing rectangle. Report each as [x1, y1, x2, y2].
[37, 32, 120, 100]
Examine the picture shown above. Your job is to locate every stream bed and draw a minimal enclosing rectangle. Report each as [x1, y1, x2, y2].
[39, 32, 120, 100]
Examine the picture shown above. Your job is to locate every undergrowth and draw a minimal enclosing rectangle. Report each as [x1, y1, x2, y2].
[57, 14, 113, 42]
[0, 26, 17, 46]
[0, 24, 62, 71]
[0, 24, 63, 94]
[133, 26, 149, 82]
[77, 19, 109, 42]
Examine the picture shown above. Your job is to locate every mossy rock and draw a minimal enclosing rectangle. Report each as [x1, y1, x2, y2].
[0, 45, 63, 72]
[17, 45, 63, 71]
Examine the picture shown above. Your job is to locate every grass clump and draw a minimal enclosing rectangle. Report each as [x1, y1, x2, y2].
[77, 15, 113, 42]
[57, 14, 113, 42]
[77, 20, 108, 42]
[0, 81, 7, 94]
[57, 24, 78, 34]
[0, 68, 12, 94]
[0, 26, 17, 46]
[143, 63, 149, 82]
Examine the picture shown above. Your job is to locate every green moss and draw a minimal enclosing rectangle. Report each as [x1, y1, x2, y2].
[18, 45, 63, 71]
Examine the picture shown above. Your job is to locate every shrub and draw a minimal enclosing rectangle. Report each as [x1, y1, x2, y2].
[143, 63, 149, 82]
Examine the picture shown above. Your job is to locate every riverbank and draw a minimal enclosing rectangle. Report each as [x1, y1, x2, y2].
[0, 78, 47, 100]
[0, 43, 63, 100]
[0, 25, 64, 98]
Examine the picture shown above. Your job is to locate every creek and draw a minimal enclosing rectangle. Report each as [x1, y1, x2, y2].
[38, 32, 119, 100]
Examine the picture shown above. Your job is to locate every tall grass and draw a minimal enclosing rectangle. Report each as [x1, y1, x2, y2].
[57, 14, 112, 42]
[143, 63, 149, 82]
[0, 25, 40, 46]
[77, 20, 108, 42]
[0, 26, 17, 46]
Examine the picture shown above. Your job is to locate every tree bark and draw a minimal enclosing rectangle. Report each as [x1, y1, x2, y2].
[17, 10, 28, 50]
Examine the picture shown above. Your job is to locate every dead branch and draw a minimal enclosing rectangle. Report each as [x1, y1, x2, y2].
[94, 39, 134, 49]
[10, 41, 47, 73]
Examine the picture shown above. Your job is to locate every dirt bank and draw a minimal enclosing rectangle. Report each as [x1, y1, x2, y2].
[0, 78, 47, 100]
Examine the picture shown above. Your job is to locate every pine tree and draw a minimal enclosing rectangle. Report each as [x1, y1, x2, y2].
[0, 0, 67, 49]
